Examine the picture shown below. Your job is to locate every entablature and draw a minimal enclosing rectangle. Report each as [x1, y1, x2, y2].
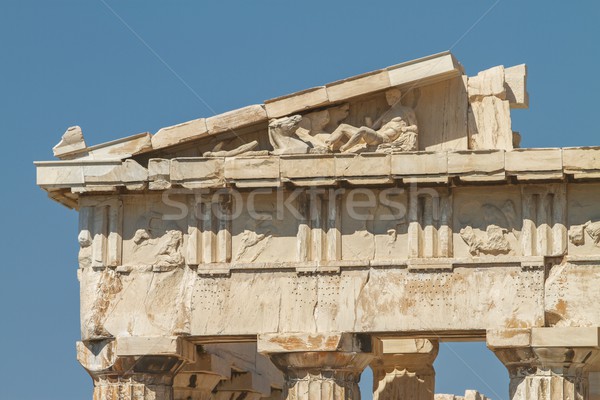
[36, 147, 600, 207]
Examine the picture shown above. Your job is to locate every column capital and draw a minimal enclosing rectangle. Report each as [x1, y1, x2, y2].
[487, 328, 600, 400]
[371, 338, 438, 374]
[370, 338, 439, 400]
[487, 327, 600, 372]
[258, 332, 372, 400]
[77, 336, 196, 400]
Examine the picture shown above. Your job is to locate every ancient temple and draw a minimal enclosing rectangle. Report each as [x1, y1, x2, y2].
[36, 51, 600, 400]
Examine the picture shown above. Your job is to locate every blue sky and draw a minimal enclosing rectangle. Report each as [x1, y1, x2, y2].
[1, 1, 599, 399]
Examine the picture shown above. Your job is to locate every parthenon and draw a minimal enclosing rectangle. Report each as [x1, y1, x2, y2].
[36, 51, 600, 400]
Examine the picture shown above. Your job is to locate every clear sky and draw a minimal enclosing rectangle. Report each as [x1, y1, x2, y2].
[1, 1, 599, 399]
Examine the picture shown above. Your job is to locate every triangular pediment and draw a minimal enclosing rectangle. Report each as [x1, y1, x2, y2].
[51, 51, 530, 163]
[38, 51, 535, 207]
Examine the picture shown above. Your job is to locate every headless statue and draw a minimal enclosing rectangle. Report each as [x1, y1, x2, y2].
[325, 88, 418, 152]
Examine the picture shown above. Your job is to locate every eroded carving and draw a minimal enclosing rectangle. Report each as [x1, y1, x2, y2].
[295, 104, 351, 151]
[203, 140, 261, 157]
[569, 223, 588, 246]
[268, 115, 310, 155]
[134, 228, 184, 270]
[326, 90, 418, 153]
[572, 220, 600, 247]
[78, 229, 92, 269]
[459, 200, 517, 256]
[129, 213, 185, 269]
[83, 268, 123, 340]
[460, 225, 511, 256]
[269, 93, 419, 155]
[235, 218, 274, 262]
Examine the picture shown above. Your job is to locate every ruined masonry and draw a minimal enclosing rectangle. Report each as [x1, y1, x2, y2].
[36, 52, 600, 400]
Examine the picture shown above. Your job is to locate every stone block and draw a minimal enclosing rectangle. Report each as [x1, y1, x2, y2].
[87, 132, 152, 160]
[391, 151, 448, 176]
[224, 156, 280, 180]
[82, 160, 147, 185]
[171, 157, 225, 188]
[468, 97, 513, 150]
[531, 327, 600, 347]
[447, 150, 505, 175]
[152, 118, 208, 150]
[116, 336, 196, 361]
[257, 333, 367, 353]
[563, 147, 600, 173]
[326, 69, 390, 102]
[280, 154, 335, 180]
[505, 148, 563, 175]
[119, 160, 149, 183]
[206, 105, 267, 134]
[373, 338, 436, 355]
[486, 329, 531, 349]
[35, 161, 86, 186]
[505, 64, 529, 109]
[386, 51, 462, 87]
[335, 153, 390, 178]
[148, 158, 171, 190]
[265, 87, 329, 118]
[467, 65, 506, 100]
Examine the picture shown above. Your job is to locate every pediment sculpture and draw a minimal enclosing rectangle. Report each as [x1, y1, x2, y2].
[257, 88, 419, 156]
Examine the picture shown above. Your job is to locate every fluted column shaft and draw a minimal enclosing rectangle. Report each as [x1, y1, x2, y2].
[93, 375, 174, 400]
[270, 352, 372, 400]
[370, 339, 438, 400]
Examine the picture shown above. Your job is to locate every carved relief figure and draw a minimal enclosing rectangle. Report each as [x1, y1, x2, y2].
[569, 220, 600, 246]
[268, 115, 310, 155]
[585, 221, 600, 246]
[460, 225, 511, 256]
[129, 213, 185, 269]
[326, 115, 417, 152]
[78, 229, 92, 269]
[569, 223, 588, 246]
[203, 140, 261, 157]
[379, 88, 418, 127]
[294, 104, 350, 152]
[234, 218, 274, 262]
[459, 200, 518, 256]
[325, 89, 418, 153]
[133, 228, 184, 269]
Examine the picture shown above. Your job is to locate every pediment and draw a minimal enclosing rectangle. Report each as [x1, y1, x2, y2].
[50, 51, 528, 164]
[37, 51, 538, 207]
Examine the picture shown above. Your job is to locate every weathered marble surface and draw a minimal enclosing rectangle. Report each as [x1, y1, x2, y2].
[35, 52, 600, 400]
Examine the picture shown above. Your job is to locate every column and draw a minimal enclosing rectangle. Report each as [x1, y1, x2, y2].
[258, 333, 373, 400]
[371, 338, 438, 400]
[488, 328, 600, 400]
[77, 337, 195, 400]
